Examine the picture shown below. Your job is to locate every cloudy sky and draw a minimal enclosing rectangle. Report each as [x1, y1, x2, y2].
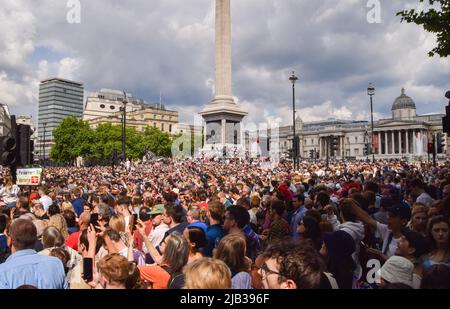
[1, 0, 450, 128]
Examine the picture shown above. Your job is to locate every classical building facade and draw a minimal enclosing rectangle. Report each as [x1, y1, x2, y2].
[84, 89, 179, 134]
[254, 89, 447, 161]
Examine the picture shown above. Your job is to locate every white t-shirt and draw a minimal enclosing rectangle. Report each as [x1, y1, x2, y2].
[376, 222, 400, 258]
[39, 195, 53, 212]
[147, 223, 169, 249]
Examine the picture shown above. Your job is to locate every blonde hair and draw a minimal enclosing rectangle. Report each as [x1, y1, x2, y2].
[183, 258, 231, 289]
[48, 214, 69, 240]
[61, 202, 74, 212]
[109, 215, 126, 233]
[412, 203, 428, 217]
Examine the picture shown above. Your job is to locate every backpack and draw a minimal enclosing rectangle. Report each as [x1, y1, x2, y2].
[160, 265, 185, 289]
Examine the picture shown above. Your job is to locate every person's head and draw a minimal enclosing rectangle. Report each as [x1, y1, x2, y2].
[297, 215, 322, 250]
[97, 253, 130, 289]
[270, 200, 285, 219]
[42, 226, 65, 248]
[31, 203, 45, 216]
[386, 204, 411, 232]
[161, 232, 190, 273]
[207, 201, 225, 224]
[83, 203, 92, 214]
[183, 258, 232, 289]
[223, 206, 250, 232]
[428, 215, 450, 250]
[78, 229, 103, 256]
[259, 240, 325, 289]
[38, 186, 47, 197]
[320, 231, 356, 273]
[72, 188, 81, 199]
[62, 210, 77, 229]
[138, 207, 152, 222]
[109, 215, 126, 233]
[250, 194, 261, 209]
[183, 226, 207, 255]
[150, 204, 165, 226]
[16, 196, 29, 211]
[78, 212, 91, 229]
[186, 208, 201, 224]
[377, 256, 414, 289]
[98, 203, 113, 223]
[48, 214, 69, 240]
[0, 213, 9, 233]
[47, 204, 61, 217]
[315, 192, 330, 208]
[115, 197, 131, 215]
[339, 199, 358, 222]
[395, 228, 428, 259]
[214, 234, 247, 273]
[420, 264, 450, 289]
[49, 247, 70, 274]
[410, 204, 429, 233]
[8, 219, 37, 252]
[163, 204, 183, 226]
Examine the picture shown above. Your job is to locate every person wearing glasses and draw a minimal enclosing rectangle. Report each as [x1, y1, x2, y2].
[258, 240, 332, 289]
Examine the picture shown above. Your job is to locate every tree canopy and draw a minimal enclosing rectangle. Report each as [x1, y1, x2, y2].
[50, 117, 182, 165]
[397, 0, 450, 57]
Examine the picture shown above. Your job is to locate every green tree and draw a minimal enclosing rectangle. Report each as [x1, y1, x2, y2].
[50, 116, 93, 165]
[397, 0, 450, 57]
[142, 126, 172, 157]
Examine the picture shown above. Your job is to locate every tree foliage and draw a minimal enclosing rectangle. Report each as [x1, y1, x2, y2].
[51, 117, 177, 165]
[397, 0, 450, 57]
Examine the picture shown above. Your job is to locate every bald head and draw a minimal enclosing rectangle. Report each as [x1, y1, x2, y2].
[79, 212, 91, 229]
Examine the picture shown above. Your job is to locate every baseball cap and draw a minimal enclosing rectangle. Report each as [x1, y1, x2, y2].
[150, 204, 165, 215]
[387, 203, 412, 221]
[30, 193, 40, 201]
[188, 222, 208, 234]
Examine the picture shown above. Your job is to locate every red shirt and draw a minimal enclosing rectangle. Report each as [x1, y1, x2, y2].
[133, 221, 153, 252]
[65, 231, 81, 251]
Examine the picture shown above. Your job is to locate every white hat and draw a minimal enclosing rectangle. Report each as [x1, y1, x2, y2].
[173, 188, 180, 194]
[377, 256, 414, 287]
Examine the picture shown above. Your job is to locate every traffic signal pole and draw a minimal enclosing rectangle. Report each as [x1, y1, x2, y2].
[433, 134, 437, 167]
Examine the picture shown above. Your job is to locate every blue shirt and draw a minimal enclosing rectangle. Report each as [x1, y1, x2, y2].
[0, 249, 68, 289]
[71, 197, 84, 218]
[291, 205, 307, 240]
[204, 224, 225, 257]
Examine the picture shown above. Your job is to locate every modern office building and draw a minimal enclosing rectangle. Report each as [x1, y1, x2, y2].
[37, 78, 84, 162]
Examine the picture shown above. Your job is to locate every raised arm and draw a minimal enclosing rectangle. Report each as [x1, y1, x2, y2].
[137, 219, 162, 264]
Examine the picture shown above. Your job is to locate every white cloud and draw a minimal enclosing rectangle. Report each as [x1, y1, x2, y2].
[0, 0, 449, 128]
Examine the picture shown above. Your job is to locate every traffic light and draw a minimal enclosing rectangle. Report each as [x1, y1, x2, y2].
[0, 135, 17, 166]
[16, 124, 33, 166]
[443, 92, 450, 133]
[309, 149, 314, 159]
[427, 141, 435, 154]
[330, 136, 339, 156]
[437, 133, 446, 154]
[363, 143, 369, 156]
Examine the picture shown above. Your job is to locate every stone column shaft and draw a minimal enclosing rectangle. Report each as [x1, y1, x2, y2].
[215, 0, 233, 99]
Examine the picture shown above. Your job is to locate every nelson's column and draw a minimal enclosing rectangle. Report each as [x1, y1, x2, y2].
[199, 0, 247, 156]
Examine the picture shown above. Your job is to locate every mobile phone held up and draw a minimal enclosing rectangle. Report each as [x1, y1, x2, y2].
[83, 257, 93, 282]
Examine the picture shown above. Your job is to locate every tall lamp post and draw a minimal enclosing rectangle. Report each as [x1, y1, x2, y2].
[367, 83, 375, 163]
[42, 122, 47, 167]
[289, 71, 299, 170]
[121, 91, 128, 161]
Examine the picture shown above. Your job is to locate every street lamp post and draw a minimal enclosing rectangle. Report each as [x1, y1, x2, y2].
[121, 91, 128, 161]
[289, 71, 299, 170]
[367, 83, 375, 163]
[42, 122, 47, 167]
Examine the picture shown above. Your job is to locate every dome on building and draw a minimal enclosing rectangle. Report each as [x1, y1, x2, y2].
[392, 88, 416, 111]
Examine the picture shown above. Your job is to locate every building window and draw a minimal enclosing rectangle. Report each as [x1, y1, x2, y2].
[355, 137, 358, 143]
[354, 149, 359, 156]
[161, 123, 165, 131]
[169, 124, 172, 132]
[153, 123, 156, 128]
[153, 115, 156, 119]
[110, 105, 115, 110]
[98, 95, 105, 99]
[347, 137, 350, 144]
[100, 104, 105, 109]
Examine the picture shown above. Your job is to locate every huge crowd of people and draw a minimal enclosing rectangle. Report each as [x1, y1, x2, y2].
[0, 157, 449, 289]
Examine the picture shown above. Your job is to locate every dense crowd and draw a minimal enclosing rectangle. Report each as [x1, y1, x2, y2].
[0, 158, 449, 289]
